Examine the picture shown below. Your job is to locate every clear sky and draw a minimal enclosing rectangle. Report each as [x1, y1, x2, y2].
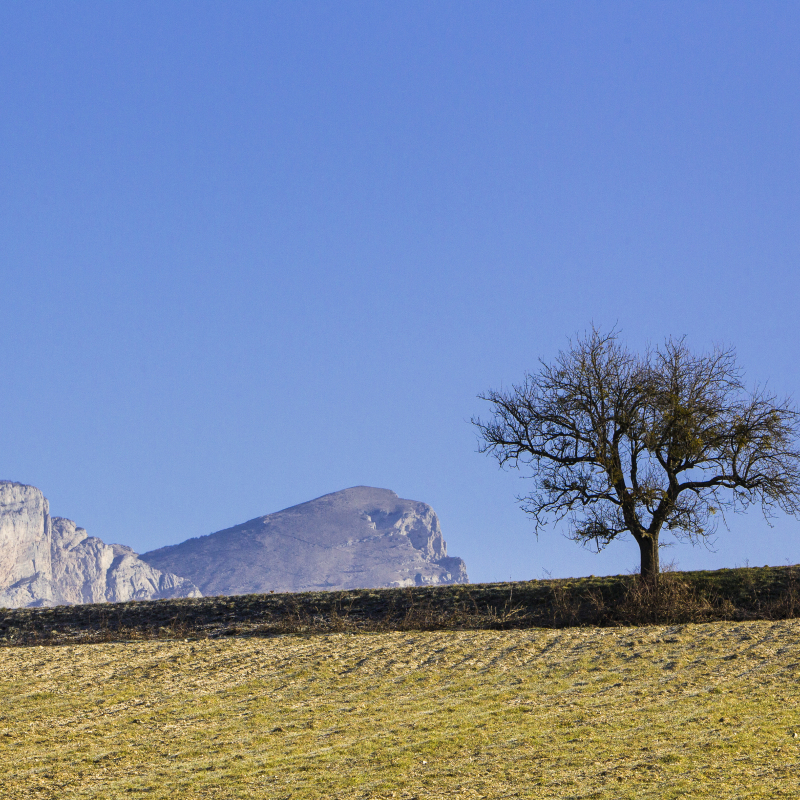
[1, 2, 798, 583]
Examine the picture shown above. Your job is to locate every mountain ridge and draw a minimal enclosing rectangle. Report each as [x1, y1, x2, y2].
[141, 485, 468, 595]
[1, 482, 468, 606]
[0, 481, 201, 608]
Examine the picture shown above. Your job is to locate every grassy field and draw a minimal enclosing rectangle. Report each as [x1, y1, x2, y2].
[2, 619, 799, 799]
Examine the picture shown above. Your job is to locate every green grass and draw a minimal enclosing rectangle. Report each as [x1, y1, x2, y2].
[2, 619, 799, 798]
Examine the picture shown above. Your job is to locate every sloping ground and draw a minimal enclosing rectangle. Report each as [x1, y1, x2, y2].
[1, 620, 799, 799]
[1, 565, 798, 645]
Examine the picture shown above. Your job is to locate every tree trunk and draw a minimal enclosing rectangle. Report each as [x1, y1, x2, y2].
[638, 535, 660, 582]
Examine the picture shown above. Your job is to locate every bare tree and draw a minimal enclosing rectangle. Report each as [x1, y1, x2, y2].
[472, 328, 800, 580]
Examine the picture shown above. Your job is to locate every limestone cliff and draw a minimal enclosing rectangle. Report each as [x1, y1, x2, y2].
[0, 481, 201, 608]
[0, 482, 53, 607]
[141, 486, 468, 595]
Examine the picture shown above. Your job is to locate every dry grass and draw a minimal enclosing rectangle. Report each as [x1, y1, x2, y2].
[3, 566, 799, 647]
[1, 620, 799, 798]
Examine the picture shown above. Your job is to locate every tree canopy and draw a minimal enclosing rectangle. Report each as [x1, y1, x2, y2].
[473, 328, 800, 579]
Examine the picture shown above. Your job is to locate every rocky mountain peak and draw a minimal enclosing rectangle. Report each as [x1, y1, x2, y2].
[141, 486, 468, 595]
[0, 481, 201, 608]
[1, 482, 468, 606]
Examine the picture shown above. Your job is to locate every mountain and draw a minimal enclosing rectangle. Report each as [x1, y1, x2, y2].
[141, 486, 469, 595]
[0, 481, 201, 608]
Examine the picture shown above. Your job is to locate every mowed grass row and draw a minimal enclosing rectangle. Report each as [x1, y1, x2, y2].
[1, 621, 799, 799]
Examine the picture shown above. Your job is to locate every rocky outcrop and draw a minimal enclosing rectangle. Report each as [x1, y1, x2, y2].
[0, 482, 53, 607]
[1, 482, 468, 604]
[48, 517, 201, 605]
[0, 481, 201, 608]
[141, 486, 468, 595]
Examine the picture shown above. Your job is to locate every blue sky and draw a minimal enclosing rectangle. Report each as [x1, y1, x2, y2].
[1, 1, 798, 582]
